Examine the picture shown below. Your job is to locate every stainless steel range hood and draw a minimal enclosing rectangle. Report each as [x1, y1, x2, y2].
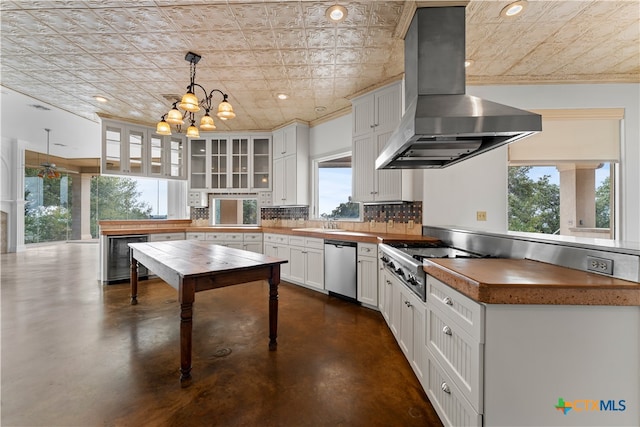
[376, 6, 542, 169]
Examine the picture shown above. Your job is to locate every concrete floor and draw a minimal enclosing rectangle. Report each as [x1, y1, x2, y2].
[1, 242, 442, 426]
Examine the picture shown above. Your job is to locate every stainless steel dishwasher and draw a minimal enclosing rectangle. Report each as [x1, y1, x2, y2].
[324, 239, 357, 301]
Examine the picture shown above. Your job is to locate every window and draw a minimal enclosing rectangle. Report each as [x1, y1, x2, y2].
[24, 168, 72, 244]
[313, 153, 361, 220]
[508, 163, 614, 237]
[210, 197, 258, 225]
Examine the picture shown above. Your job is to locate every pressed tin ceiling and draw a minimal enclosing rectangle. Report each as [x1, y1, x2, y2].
[1, 0, 638, 134]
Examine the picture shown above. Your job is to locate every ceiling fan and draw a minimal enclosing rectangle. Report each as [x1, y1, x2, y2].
[37, 129, 61, 179]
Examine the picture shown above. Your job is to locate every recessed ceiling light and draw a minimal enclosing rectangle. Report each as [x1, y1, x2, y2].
[464, 59, 474, 68]
[326, 5, 348, 23]
[500, 1, 527, 17]
[277, 93, 288, 100]
[94, 96, 108, 103]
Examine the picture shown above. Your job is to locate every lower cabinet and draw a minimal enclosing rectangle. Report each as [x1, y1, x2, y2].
[357, 243, 378, 307]
[288, 236, 324, 290]
[148, 232, 185, 241]
[263, 233, 291, 279]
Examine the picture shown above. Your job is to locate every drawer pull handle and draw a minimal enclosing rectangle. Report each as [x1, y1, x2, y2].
[404, 300, 412, 307]
[442, 325, 452, 336]
[441, 382, 451, 394]
[443, 296, 453, 306]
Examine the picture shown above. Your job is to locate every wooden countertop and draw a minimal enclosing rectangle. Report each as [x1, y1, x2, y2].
[100, 222, 439, 244]
[423, 258, 640, 306]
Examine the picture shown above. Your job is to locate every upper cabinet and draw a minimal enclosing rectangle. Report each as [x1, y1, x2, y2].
[101, 119, 186, 180]
[189, 133, 271, 193]
[352, 82, 402, 138]
[271, 123, 309, 206]
[351, 81, 413, 202]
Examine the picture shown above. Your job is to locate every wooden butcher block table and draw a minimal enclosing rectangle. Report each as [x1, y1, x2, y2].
[128, 240, 288, 386]
[423, 258, 640, 305]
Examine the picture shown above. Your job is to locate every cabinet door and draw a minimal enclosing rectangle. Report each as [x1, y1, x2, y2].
[374, 83, 402, 133]
[210, 137, 228, 190]
[231, 137, 249, 190]
[374, 131, 402, 201]
[305, 248, 324, 290]
[168, 136, 185, 179]
[390, 276, 403, 338]
[252, 137, 271, 190]
[243, 242, 262, 254]
[357, 255, 378, 306]
[378, 253, 386, 312]
[190, 138, 208, 189]
[102, 123, 146, 175]
[273, 156, 286, 204]
[411, 294, 426, 387]
[352, 95, 375, 137]
[399, 286, 414, 357]
[288, 246, 306, 284]
[149, 133, 164, 177]
[103, 125, 123, 174]
[382, 270, 394, 324]
[352, 134, 375, 202]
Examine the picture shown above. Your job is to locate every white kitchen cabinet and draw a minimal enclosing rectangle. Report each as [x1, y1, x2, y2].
[189, 133, 271, 192]
[102, 119, 186, 180]
[148, 232, 185, 241]
[380, 269, 394, 324]
[186, 232, 205, 240]
[351, 82, 413, 202]
[242, 232, 263, 253]
[288, 236, 324, 290]
[149, 133, 186, 179]
[357, 243, 378, 307]
[352, 81, 402, 138]
[271, 123, 309, 205]
[398, 286, 426, 387]
[264, 234, 291, 278]
[205, 232, 243, 249]
[102, 121, 145, 176]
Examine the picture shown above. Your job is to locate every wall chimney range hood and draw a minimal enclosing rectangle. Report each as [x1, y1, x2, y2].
[376, 6, 542, 169]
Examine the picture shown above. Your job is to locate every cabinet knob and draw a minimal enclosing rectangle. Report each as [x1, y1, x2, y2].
[386, 280, 392, 285]
[443, 296, 453, 306]
[442, 325, 452, 336]
[441, 382, 451, 394]
[404, 300, 412, 308]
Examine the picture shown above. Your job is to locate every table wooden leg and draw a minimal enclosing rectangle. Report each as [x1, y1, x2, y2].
[268, 266, 280, 351]
[130, 256, 138, 305]
[179, 279, 195, 387]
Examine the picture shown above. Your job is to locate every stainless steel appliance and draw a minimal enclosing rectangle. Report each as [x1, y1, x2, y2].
[324, 239, 357, 301]
[107, 234, 149, 284]
[376, 6, 541, 169]
[379, 242, 485, 301]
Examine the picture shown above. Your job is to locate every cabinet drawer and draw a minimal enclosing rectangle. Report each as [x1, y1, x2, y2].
[206, 232, 243, 242]
[243, 233, 263, 242]
[148, 232, 185, 241]
[427, 304, 483, 412]
[185, 232, 205, 240]
[264, 233, 289, 245]
[426, 354, 482, 427]
[289, 236, 305, 247]
[427, 275, 484, 342]
[305, 237, 324, 250]
[358, 243, 377, 257]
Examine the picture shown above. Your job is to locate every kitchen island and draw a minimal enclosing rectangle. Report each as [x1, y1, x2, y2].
[422, 258, 640, 427]
[128, 240, 287, 386]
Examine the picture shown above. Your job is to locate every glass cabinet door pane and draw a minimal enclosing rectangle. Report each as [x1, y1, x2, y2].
[150, 135, 163, 175]
[190, 139, 206, 189]
[129, 130, 144, 174]
[105, 127, 122, 172]
[170, 137, 183, 177]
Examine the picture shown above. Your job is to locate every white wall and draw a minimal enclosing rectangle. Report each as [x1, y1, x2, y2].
[423, 83, 640, 244]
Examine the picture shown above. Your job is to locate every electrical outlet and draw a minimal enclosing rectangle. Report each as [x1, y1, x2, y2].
[476, 211, 487, 221]
[586, 256, 614, 275]
[408, 220, 414, 229]
[388, 219, 394, 227]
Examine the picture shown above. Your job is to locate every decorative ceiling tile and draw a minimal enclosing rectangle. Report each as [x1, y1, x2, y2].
[0, 0, 637, 133]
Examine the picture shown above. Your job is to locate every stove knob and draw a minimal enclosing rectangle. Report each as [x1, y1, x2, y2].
[380, 256, 389, 263]
[395, 267, 404, 276]
[407, 274, 417, 285]
[388, 262, 395, 270]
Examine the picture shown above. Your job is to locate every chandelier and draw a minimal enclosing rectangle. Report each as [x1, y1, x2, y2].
[156, 52, 236, 138]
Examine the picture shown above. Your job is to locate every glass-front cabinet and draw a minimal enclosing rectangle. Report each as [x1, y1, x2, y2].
[188, 133, 271, 192]
[101, 119, 186, 180]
